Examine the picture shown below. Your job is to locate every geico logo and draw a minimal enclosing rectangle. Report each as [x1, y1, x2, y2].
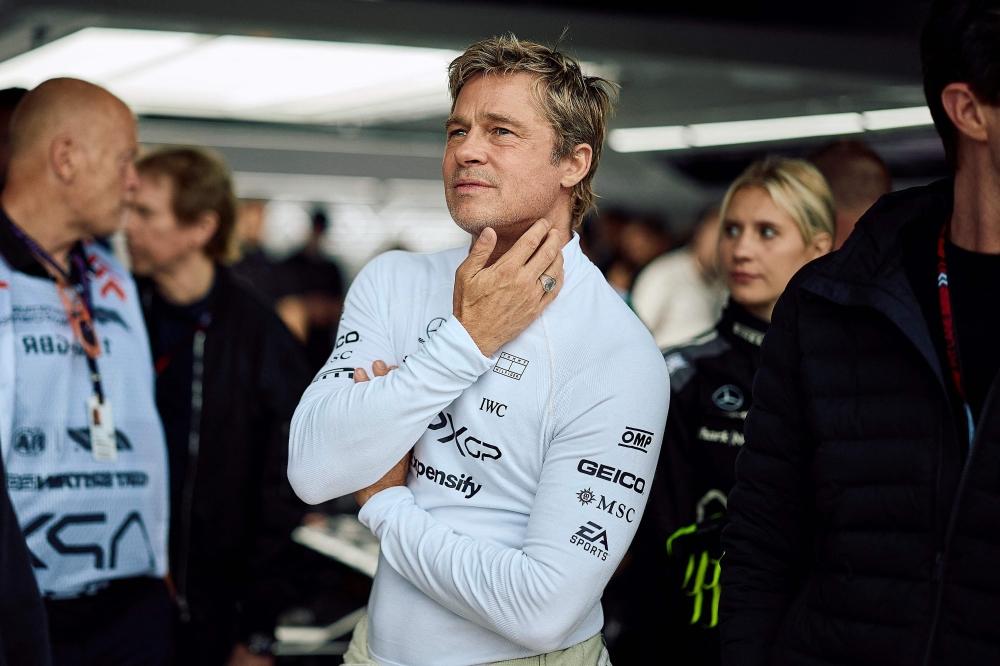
[596, 495, 636, 523]
[22, 511, 153, 570]
[576, 459, 646, 494]
[22, 334, 110, 356]
[569, 521, 609, 561]
[335, 331, 360, 349]
[410, 454, 483, 499]
[427, 412, 502, 461]
[618, 426, 653, 453]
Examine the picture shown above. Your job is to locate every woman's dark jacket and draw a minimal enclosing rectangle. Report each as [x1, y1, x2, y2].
[721, 179, 1000, 665]
[139, 266, 313, 660]
[614, 302, 766, 665]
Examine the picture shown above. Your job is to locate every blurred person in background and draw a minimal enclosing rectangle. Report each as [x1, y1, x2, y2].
[612, 158, 833, 665]
[722, 2, 1000, 663]
[125, 146, 314, 665]
[631, 206, 728, 349]
[603, 212, 673, 299]
[0, 87, 27, 187]
[0, 78, 171, 665]
[230, 198, 276, 292]
[268, 207, 345, 369]
[809, 139, 893, 249]
[578, 206, 629, 274]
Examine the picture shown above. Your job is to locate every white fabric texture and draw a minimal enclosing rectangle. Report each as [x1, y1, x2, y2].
[289, 235, 669, 666]
[630, 248, 728, 349]
[0, 244, 169, 597]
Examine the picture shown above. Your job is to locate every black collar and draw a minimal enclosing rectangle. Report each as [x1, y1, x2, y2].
[0, 206, 48, 278]
[717, 299, 769, 350]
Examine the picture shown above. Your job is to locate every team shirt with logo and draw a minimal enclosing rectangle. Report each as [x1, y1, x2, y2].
[290, 235, 669, 666]
[0, 246, 168, 598]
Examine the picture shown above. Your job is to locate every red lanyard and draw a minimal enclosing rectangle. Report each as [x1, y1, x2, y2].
[9, 221, 106, 402]
[937, 221, 975, 444]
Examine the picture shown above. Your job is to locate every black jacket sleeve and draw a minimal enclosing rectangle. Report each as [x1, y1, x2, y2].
[236, 314, 314, 643]
[0, 459, 52, 666]
[719, 288, 815, 665]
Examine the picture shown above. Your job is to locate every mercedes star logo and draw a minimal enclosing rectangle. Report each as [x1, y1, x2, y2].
[711, 384, 744, 412]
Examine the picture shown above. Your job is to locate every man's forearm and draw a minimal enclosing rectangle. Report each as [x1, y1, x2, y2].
[287, 316, 491, 504]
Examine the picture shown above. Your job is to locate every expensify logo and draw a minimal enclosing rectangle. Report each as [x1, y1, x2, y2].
[410, 454, 482, 499]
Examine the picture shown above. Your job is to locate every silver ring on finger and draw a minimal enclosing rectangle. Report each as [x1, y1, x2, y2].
[540, 273, 557, 293]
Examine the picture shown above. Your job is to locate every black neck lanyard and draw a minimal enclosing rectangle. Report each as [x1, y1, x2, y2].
[8, 222, 106, 403]
[937, 221, 975, 446]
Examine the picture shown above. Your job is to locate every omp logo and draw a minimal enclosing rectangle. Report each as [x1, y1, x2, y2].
[493, 352, 528, 380]
[618, 426, 653, 453]
[13, 428, 45, 456]
[427, 412, 502, 461]
[570, 521, 609, 561]
[67, 428, 132, 452]
[312, 367, 355, 383]
[577, 459, 646, 494]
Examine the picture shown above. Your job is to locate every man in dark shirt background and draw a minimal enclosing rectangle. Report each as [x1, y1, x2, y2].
[125, 146, 313, 665]
[721, 2, 1000, 664]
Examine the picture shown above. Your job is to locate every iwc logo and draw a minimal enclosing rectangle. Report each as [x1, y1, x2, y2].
[577, 488, 597, 505]
[13, 428, 45, 456]
[712, 384, 744, 412]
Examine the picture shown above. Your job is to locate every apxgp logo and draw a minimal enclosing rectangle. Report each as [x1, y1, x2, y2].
[493, 352, 528, 380]
[577, 459, 646, 494]
[427, 412, 502, 461]
[570, 521, 609, 561]
[618, 426, 654, 453]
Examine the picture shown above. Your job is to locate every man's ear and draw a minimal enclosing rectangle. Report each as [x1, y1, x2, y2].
[941, 82, 990, 144]
[190, 210, 220, 252]
[49, 135, 76, 184]
[560, 143, 593, 189]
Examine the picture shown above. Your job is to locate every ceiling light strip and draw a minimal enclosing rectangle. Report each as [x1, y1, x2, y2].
[609, 106, 935, 153]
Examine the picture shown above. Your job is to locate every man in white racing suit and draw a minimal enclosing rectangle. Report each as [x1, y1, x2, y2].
[288, 36, 669, 666]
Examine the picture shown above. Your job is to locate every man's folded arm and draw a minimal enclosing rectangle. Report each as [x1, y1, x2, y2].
[720, 292, 814, 666]
[359, 358, 668, 653]
[287, 259, 492, 505]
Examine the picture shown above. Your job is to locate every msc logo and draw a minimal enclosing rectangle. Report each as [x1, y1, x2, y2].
[493, 352, 528, 380]
[13, 428, 45, 456]
[570, 522, 609, 561]
[577, 459, 646, 494]
[577, 488, 597, 505]
[596, 495, 636, 523]
[427, 412, 502, 461]
[312, 367, 355, 383]
[618, 426, 653, 453]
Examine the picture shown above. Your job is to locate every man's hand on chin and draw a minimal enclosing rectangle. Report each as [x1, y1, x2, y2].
[453, 217, 566, 357]
[353, 360, 412, 507]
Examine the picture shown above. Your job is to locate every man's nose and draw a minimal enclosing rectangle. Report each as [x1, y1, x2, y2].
[123, 163, 140, 193]
[453, 128, 489, 165]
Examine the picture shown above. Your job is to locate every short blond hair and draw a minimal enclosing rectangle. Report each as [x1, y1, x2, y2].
[720, 157, 835, 244]
[448, 34, 617, 227]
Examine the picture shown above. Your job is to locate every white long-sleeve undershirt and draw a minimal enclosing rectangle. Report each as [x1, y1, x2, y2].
[288, 236, 669, 665]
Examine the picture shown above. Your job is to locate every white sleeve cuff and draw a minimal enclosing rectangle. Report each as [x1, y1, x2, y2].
[359, 485, 413, 538]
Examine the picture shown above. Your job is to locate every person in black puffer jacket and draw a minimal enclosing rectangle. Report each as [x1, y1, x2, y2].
[721, 3, 1000, 664]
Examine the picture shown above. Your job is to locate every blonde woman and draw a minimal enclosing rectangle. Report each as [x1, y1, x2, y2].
[617, 157, 833, 664]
